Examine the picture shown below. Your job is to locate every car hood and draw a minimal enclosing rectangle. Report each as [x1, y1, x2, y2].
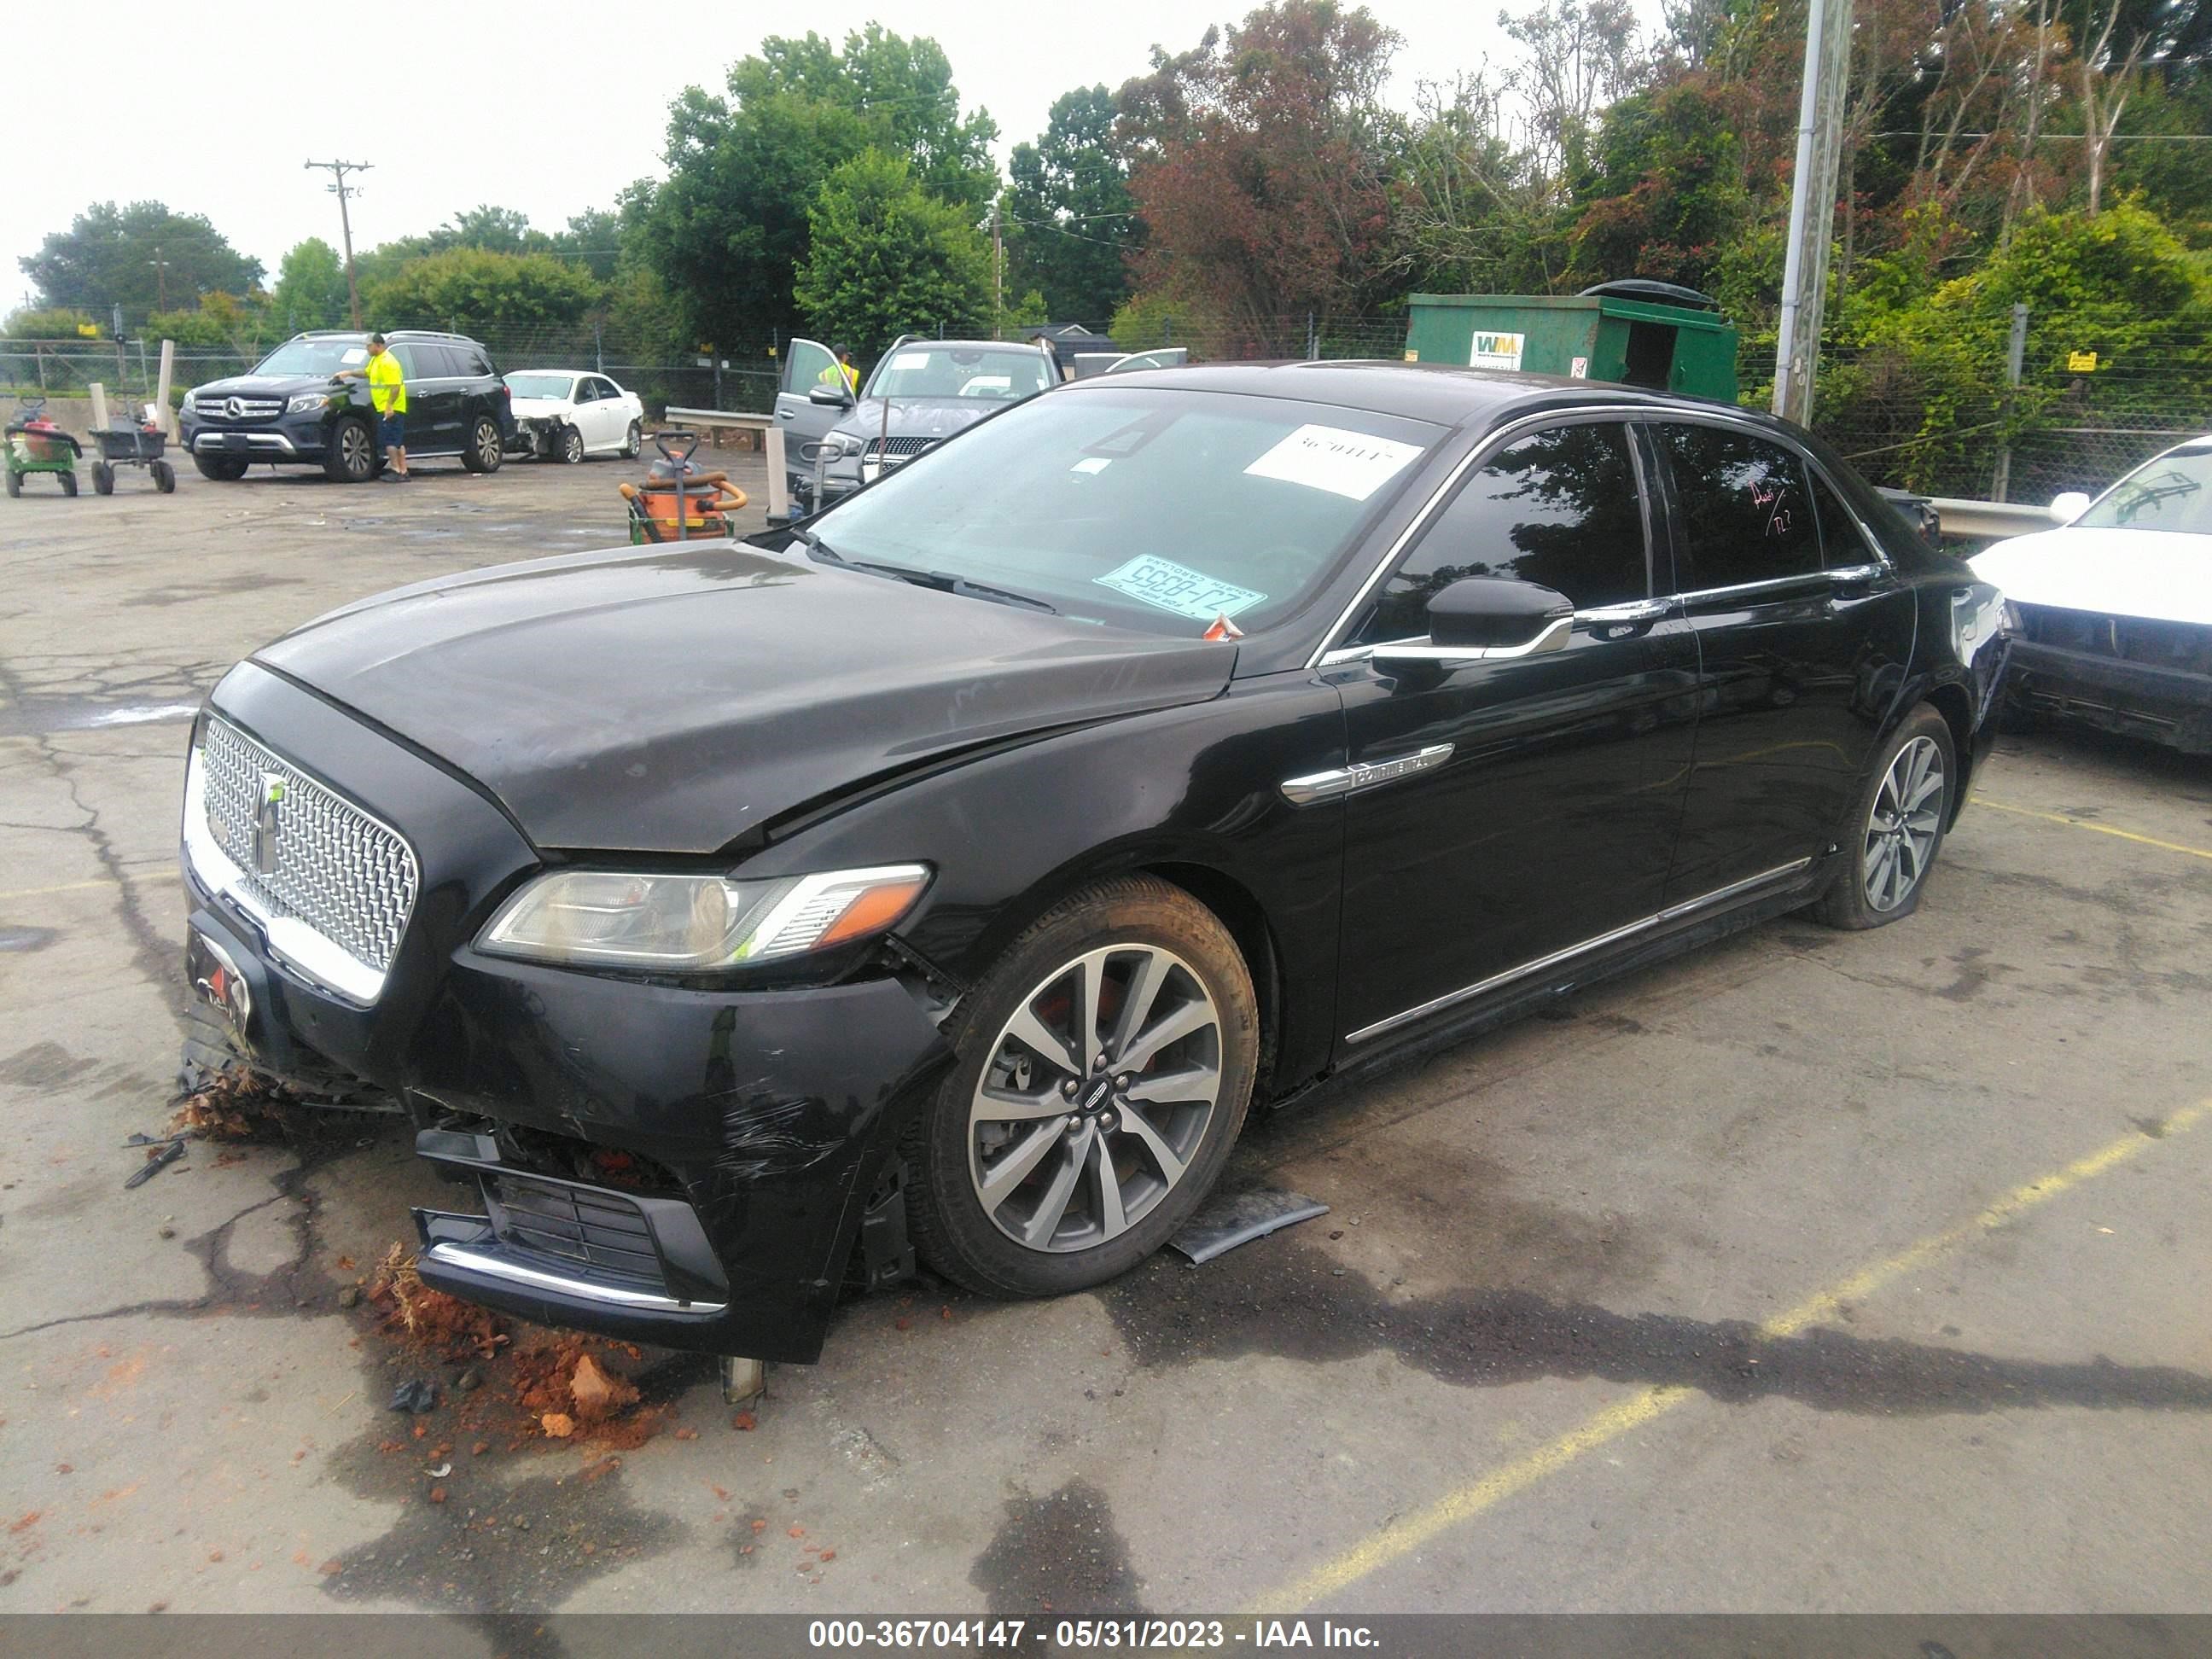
[1970, 528, 2212, 627]
[250, 542, 1235, 854]
[831, 398, 1003, 445]
[189, 373, 340, 400]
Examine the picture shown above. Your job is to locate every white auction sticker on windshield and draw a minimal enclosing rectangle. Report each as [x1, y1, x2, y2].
[1243, 423, 1423, 501]
[1095, 555, 1266, 621]
[889, 352, 930, 371]
[341, 347, 367, 365]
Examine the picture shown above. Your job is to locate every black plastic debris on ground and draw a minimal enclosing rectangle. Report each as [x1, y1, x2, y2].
[388, 1379, 439, 1415]
[1168, 1188, 1329, 1266]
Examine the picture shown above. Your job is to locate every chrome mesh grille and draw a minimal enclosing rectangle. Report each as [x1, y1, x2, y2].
[200, 718, 419, 975]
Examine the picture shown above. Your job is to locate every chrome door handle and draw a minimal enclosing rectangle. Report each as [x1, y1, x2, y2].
[1281, 743, 1453, 805]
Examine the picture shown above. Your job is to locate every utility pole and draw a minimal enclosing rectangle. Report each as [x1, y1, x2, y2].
[990, 198, 1004, 339]
[1991, 302, 2030, 503]
[305, 159, 372, 328]
[148, 246, 168, 314]
[1771, 0, 1854, 428]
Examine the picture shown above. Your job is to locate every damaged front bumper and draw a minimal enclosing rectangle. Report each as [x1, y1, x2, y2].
[2006, 634, 2212, 754]
[182, 665, 957, 1362]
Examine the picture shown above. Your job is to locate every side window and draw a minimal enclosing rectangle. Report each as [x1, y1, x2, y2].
[458, 346, 494, 378]
[386, 342, 425, 379]
[574, 378, 599, 404]
[786, 341, 836, 393]
[593, 377, 620, 401]
[1352, 422, 1648, 645]
[1811, 474, 1877, 567]
[1655, 423, 1821, 589]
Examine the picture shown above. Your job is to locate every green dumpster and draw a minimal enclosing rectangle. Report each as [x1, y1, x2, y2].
[1404, 281, 1738, 402]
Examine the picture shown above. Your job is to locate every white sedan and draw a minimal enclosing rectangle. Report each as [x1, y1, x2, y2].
[1970, 433, 2212, 754]
[505, 371, 644, 463]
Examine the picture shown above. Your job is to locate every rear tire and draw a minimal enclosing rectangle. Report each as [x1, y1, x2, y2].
[1809, 705, 1956, 930]
[905, 876, 1258, 1298]
[462, 415, 504, 473]
[194, 455, 249, 481]
[4, 469, 19, 498]
[59, 469, 77, 497]
[325, 417, 375, 483]
[151, 459, 176, 493]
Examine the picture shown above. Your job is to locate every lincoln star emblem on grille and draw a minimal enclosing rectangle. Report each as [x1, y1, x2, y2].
[253, 774, 286, 875]
[224, 396, 245, 419]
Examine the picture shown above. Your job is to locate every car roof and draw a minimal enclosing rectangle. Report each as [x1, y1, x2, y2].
[1068, 359, 1778, 434]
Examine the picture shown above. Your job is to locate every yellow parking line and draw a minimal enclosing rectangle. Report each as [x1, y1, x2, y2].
[1973, 797, 2212, 863]
[0, 870, 178, 903]
[1258, 1097, 2210, 1613]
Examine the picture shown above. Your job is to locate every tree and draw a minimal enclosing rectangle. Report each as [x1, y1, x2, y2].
[554, 208, 627, 281]
[794, 150, 992, 356]
[1498, 0, 1649, 182]
[1569, 79, 1750, 289]
[364, 248, 603, 332]
[20, 201, 262, 317]
[641, 26, 998, 348]
[1116, 1, 1404, 347]
[3, 306, 102, 340]
[1002, 86, 1138, 322]
[271, 239, 351, 332]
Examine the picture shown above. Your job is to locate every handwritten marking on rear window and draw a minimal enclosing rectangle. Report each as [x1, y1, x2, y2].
[1243, 424, 1425, 502]
[1095, 555, 1266, 621]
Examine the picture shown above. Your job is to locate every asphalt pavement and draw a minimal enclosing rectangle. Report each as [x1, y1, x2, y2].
[0, 448, 2207, 1621]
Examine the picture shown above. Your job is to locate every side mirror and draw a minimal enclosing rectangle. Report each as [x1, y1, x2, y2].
[808, 382, 853, 408]
[1371, 577, 1575, 667]
[2049, 492, 2091, 524]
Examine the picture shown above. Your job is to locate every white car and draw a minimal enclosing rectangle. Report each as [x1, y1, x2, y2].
[504, 371, 644, 463]
[1970, 434, 2212, 753]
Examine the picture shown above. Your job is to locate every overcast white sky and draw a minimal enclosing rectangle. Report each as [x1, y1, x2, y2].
[8, 0, 1663, 309]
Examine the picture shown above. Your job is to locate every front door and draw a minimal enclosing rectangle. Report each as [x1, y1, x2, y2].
[1644, 419, 1919, 902]
[1329, 418, 1702, 1045]
[775, 337, 847, 507]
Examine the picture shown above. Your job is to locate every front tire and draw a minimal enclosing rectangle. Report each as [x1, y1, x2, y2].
[462, 415, 504, 473]
[91, 462, 114, 495]
[324, 417, 375, 483]
[150, 459, 175, 493]
[559, 423, 585, 464]
[59, 469, 77, 497]
[194, 455, 249, 481]
[623, 419, 642, 458]
[1810, 705, 1956, 930]
[906, 876, 1258, 1298]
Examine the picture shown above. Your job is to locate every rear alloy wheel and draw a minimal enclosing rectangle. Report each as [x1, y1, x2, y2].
[907, 876, 1257, 1297]
[559, 423, 586, 464]
[623, 419, 642, 458]
[1811, 705, 1955, 930]
[194, 455, 249, 482]
[325, 417, 375, 483]
[462, 414, 504, 473]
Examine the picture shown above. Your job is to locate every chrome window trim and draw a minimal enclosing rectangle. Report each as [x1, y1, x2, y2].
[1344, 857, 1813, 1045]
[422, 1243, 727, 1315]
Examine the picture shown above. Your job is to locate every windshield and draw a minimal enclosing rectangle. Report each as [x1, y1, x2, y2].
[506, 373, 575, 400]
[808, 387, 1445, 637]
[250, 337, 371, 379]
[2075, 443, 2212, 536]
[863, 346, 1057, 403]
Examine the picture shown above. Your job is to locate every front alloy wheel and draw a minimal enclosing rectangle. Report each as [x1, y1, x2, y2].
[326, 418, 375, 483]
[908, 876, 1257, 1296]
[560, 424, 585, 464]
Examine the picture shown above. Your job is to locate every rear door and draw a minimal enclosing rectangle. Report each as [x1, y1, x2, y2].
[775, 338, 846, 499]
[392, 341, 459, 454]
[1329, 417, 1703, 1046]
[1647, 418, 1918, 902]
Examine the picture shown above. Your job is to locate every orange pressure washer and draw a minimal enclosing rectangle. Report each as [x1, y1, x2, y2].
[621, 430, 748, 544]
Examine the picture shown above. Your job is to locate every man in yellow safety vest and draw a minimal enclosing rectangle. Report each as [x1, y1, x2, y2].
[337, 333, 410, 480]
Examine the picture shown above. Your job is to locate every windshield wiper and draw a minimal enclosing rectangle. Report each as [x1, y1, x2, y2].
[800, 538, 1057, 614]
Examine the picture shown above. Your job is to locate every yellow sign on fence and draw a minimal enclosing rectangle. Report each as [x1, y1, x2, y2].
[2067, 350, 2098, 373]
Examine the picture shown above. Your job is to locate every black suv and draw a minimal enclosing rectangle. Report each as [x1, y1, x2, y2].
[180, 330, 516, 483]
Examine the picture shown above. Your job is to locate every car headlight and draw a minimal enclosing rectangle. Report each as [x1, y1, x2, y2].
[1999, 597, 2024, 636]
[476, 864, 931, 969]
[287, 392, 335, 415]
[181, 391, 199, 414]
[817, 434, 858, 462]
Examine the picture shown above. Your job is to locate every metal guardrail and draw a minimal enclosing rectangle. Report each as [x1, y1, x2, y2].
[1925, 497, 2060, 543]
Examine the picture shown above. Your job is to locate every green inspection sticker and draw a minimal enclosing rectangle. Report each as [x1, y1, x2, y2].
[1094, 555, 1267, 621]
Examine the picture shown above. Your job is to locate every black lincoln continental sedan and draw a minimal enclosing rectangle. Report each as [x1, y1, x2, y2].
[178, 364, 2008, 1366]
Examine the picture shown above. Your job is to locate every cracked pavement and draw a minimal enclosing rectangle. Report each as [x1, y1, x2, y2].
[3, 451, 2210, 1620]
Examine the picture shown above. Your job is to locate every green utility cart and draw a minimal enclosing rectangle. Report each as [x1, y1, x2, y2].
[1404, 281, 1738, 401]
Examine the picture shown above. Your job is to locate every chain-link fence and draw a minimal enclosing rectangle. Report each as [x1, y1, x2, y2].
[8, 304, 2202, 499]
